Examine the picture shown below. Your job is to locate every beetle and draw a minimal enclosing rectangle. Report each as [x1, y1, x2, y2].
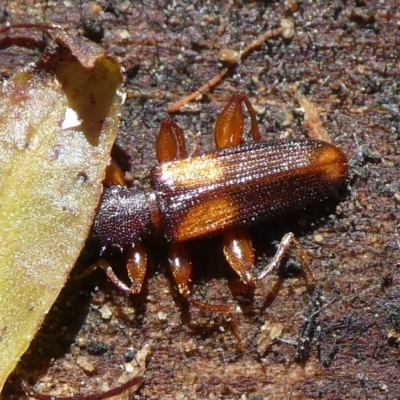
[91, 92, 348, 313]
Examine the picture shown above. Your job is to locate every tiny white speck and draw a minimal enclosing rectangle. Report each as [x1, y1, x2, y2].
[117, 89, 126, 104]
[119, 29, 131, 40]
[62, 108, 82, 130]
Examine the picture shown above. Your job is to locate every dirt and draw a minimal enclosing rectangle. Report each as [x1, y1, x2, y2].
[1, 1, 400, 399]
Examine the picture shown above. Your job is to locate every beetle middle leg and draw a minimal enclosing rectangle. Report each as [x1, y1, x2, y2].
[157, 117, 236, 313]
[215, 93, 260, 287]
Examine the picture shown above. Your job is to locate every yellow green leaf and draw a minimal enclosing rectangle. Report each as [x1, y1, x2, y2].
[0, 40, 123, 389]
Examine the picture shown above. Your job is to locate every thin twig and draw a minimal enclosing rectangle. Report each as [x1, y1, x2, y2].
[168, 19, 294, 112]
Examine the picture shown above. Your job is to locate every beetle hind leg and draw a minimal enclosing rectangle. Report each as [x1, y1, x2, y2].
[258, 232, 315, 284]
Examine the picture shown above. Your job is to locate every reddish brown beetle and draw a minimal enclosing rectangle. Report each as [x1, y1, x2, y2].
[91, 92, 348, 313]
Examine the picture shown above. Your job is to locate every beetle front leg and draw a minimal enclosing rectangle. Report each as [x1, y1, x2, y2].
[105, 241, 147, 295]
[125, 241, 148, 294]
[258, 232, 315, 283]
[104, 159, 126, 186]
[91, 241, 148, 295]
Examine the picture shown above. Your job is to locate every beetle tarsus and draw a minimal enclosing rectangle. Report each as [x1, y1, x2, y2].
[258, 232, 315, 284]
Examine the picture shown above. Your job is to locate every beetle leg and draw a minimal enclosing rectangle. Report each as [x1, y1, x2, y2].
[70, 259, 110, 283]
[258, 232, 315, 283]
[157, 114, 239, 314]
[78, 242, 147, 296]
[125, 241, 148, 294]
[157, 120, 232, 311]
[156, 118, 188, 163]
[222, 227, 255, 287]
[214, 92, 260, 149]
[104, 159, 126, 186]
[215, 93, 260, 286]
[169, 243, 235, 313]
[73, 263, 126, 295]
[100, 241, 148, 295]
[169, 243, 243, 348]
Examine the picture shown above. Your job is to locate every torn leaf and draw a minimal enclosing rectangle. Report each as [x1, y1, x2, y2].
[0, 35, 123, 390]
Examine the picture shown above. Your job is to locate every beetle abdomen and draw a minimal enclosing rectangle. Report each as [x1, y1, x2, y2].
[152, 140, 348, 242]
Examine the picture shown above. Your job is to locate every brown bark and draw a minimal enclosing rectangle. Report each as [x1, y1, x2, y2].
[2, 1, 400, 398]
